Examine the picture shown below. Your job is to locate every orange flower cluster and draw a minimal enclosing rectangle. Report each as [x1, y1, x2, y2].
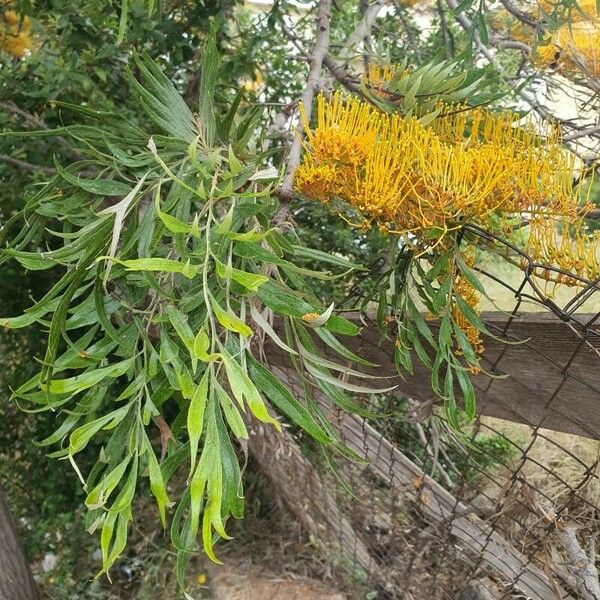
[296, 93, 589, 250]
[496, 0, 600, 78]
[526, 217, 600, 286]
[536, 26, 600, 77]
[0, 9, 32, 58]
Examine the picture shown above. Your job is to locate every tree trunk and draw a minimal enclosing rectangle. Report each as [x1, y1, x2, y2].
[0, 488, 38, 600]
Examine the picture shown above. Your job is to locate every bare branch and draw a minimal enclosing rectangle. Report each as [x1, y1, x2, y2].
[279, 11, 367, 97]
[322, 55, 364, 95]
[0, 154, 55, 175]
[0, 100, 83, 158]
[444, 0, 598, 142]
[274, 0, 333, 224]
[339, 0, 386, 62]
[493, 38, 531, 52]
[563, 124, 600, 142]
[556, 526, 600, 600]
[436, 0, 455, 60]
[498, 0, 538, 28]
[0, 100, 49, 130]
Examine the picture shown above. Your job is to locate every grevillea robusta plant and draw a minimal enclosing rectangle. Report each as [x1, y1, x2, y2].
[1, 24, 596, 593]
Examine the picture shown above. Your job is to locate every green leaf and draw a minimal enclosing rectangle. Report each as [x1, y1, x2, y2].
[145, 438, 171, 527]
[117, 0, 128, 45]
[54, 160, 132, 196]
[454, 252, 489, 299]
[129, 53, 196, 141]
[216, 89, 243, 144]
[210, 294, 253, 337]
[234, 241, 333, 280]
[69, 405, 130, 454]
[214, 380, 248, 439]
[111, 454, 139, 512]
[155, 188, 200, 237]
[291, 245, 365, 271]
[85, 456, 131, 509]
[256, 281, 360, 336]
[193, 326, 221, 362]
[250, 306, 297, 356]
[221, 349, 280, 431]
[0, 313, 38, 329]
[247, 355, 331, 444]
[188, 370, 209, 474]
[215, 258, 269, 292]
[438, 315, 453, 351]
[198, 29, 219, 146]
[101, 257, 199, 279]
[314, 328, 376, 367]
[176, 365, 195, 400]
[44, 358, 133, 395]
[304, 362, 396, 395]
[456, 368, 476, 420]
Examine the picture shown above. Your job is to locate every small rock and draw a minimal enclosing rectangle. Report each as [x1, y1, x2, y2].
[92, 548, 103, 562]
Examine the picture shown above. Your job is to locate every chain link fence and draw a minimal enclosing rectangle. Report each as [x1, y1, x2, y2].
[244, 225, 600, 600]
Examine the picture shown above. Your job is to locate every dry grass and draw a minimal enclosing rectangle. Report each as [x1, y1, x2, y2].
[479, 417, 600, 516]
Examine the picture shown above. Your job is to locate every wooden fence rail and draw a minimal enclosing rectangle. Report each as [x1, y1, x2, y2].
[270, 312, 600, 439]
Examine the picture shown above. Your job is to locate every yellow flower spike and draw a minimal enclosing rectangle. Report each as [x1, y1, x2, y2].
[0, 10, 33, 58]
[295, 91, 594, 277]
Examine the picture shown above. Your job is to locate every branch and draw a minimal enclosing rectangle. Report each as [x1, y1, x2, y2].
[0, 100, 49, 130]
[322, 55, 364, 95]
[436, 0, 455, 60]
[556, 526, 600, 600]
[498, 0, 538, 29]
[339, 0, 386, 62]
[279, 16, 365, 97]
[493, 38, 531, 52]
[274, 0, 333, 224]
[445, 0, 595, 139]
[563, 124, 600, 142]
[0, 100, 83, 158]
[0, 154, 56, 175]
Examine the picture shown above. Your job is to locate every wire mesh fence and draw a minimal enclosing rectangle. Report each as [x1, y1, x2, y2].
[246, 224, 600, 600]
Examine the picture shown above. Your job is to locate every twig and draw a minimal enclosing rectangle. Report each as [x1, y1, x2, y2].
[274, 0, 333, 224]
[498, 0, 538, 29]
[0, 154, 56, 174]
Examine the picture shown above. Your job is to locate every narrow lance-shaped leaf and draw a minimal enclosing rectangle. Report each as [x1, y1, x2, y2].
[221, 349, 281, 431]
[145, 437, 171, 527]
[188, 370, 209, 476]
